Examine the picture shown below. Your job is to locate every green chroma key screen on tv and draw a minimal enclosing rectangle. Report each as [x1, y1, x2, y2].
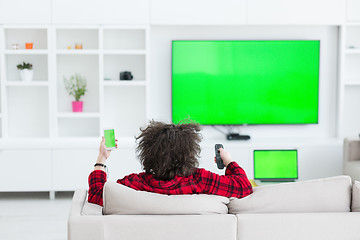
[172, 40, 320, 125]
[254, 150, 298, 181]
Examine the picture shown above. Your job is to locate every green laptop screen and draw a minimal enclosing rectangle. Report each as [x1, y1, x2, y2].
[254, 150, 298, 181]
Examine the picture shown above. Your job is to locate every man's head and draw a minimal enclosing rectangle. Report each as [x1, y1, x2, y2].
[136, 120, 202, 180]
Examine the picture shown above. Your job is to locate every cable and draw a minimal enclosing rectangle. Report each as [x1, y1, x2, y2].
[211, 125, 227, 135]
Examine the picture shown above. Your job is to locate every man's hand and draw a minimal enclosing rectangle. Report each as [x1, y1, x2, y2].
[214, 148, 234, 167]
[95, 137, 118, 170]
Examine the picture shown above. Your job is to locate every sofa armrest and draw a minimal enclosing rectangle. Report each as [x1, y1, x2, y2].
[68, 189, 104, 240]
[69, 189, 87, 218]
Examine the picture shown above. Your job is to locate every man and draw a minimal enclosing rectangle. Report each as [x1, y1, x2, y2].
[88, 120, 253, 206]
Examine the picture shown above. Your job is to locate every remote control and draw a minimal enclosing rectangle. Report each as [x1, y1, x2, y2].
[215, 144, 225, 169]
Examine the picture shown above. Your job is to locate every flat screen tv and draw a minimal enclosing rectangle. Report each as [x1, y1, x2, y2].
[254, 149, 298, 182]
[172, 40, 320, 125]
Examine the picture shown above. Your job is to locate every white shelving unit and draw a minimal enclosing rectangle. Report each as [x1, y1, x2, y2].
[101, 26, 149, 138]
[0, 24, 149, 194]
[52, 26, 149, 139]
[0, 26, 51, 139]
[53, 26, 100, 139]
[338, 19, 360, 138]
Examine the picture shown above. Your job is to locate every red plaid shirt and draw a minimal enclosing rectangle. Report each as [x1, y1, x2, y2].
[88, 162, 253, 206]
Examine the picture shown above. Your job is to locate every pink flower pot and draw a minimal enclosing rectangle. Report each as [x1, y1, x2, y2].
[72, 101, 83, 112]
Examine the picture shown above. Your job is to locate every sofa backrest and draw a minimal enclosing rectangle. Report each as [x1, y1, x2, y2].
[228, 175, 352, 213]
[103, 181, 230, 215]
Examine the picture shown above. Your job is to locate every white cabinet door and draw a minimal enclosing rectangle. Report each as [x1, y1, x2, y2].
[0, 150, 51, 191]
[52, 149, 97, 191]
[248, 0, 345, 25]
[151, 0, 247, 25]
[52, 0, 149, 24]
[0, 0, 51, 24]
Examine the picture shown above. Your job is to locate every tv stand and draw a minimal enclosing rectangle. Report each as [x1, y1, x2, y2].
[226, 133, 251, 141]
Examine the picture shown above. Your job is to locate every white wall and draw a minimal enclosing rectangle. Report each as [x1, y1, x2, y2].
[148, 26, 342, 180]
[150, 26, 339, 140]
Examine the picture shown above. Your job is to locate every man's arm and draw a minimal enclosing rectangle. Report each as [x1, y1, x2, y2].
[201, 148, 253, 198]
[88, 137, 117, 206]
[88, 170, 107, 206]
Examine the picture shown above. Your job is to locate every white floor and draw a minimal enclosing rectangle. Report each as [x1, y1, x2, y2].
[0, 192, 73, 240]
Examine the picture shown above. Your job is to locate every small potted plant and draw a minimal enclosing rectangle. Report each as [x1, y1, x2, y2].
[17, 62, 33, 82]
[64, 73, 87, 112]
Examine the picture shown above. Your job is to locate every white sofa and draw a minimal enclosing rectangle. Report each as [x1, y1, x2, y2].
[68, 175, 360, 240]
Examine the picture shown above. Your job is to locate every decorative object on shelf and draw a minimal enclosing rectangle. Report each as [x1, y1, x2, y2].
[17, 62, 33, 82]
[25, 42, 33, 49]
[12, 43, 19, 50]
[67, 46, 72, 49]
[64, 73, 87, 112]
[120, 71, 133, 80]
[75, 43, 83, 49]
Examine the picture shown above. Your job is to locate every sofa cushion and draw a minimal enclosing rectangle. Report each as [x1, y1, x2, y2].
[228, 175, 352, 213]
[103, 181, 230, 215]
[236, 212, 360, 240]
[351, 181, 360, 212]
[101, 215, 237, 240]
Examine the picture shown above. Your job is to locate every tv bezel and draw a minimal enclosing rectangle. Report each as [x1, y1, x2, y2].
[171, 40, 321, 126]
[253, 149, 299, 182]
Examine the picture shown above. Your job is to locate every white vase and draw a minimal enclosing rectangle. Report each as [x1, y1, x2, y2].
[19, 69, 33, 82]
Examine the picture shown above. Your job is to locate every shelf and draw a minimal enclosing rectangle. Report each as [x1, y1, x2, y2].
[344, 82, 360, 87]
[103, 80, 146, 86]
[344, 49, 360, 54]
[57, 112, 101, 118]
[103, 50, 146, 55]
[4, 49, 48, 55]
[56, 50, 99, 55]
[6, 81, 49, 87]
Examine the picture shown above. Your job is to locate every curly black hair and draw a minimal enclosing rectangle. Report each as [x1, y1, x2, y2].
[135, 120, 202, 180]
